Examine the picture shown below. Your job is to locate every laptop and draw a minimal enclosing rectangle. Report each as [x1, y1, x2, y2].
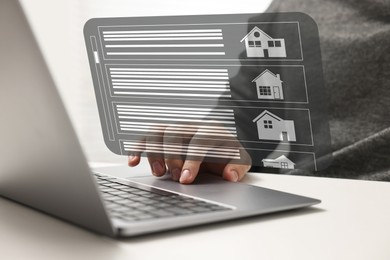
[0, 0, 320, 237]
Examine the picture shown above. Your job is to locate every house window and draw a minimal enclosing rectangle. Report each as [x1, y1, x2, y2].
[259, 86, 271, 96]
[280, 162, 288, 168]
[248, 41, 255, 47]
[268, 40, 282, 47]
[255, 41, 261, 47]
[263, 120, 273, 129]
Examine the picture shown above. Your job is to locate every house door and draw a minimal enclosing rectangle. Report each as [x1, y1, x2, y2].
[273, 86, 281, 99]
[263, 49, 269, 58]
[281, 131, 288, 141]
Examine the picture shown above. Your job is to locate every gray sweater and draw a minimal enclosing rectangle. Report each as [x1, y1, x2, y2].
[264, 0, 390, 181]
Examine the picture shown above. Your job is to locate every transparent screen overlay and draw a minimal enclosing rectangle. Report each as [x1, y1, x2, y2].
[84, 12, 332, 171]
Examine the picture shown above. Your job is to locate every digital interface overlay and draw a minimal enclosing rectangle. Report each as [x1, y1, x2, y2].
[84, 13, 332, 171]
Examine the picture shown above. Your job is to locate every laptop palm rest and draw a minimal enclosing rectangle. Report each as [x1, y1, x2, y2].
[94, 166, 320, 213]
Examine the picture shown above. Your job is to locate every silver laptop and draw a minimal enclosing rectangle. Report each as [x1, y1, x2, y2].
[0, 0, 320, 237]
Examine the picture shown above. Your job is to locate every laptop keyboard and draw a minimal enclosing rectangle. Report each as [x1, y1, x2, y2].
[94, 173, 232, 222]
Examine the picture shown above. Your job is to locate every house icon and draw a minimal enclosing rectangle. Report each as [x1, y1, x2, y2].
[252, 110, 296, 142]
[240, 26, 287, 58]
[262, 155, 295, 169]
[252, 69, 284, 100]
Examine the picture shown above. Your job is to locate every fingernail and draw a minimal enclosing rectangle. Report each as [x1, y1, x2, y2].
[180, 169, 192, 183]
[230, 170, 239, 182]
[171, 168, 181, 181]
[152, 161, 164, 176]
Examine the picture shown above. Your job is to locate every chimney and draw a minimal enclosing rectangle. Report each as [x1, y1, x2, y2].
[276, 74, 281, 80]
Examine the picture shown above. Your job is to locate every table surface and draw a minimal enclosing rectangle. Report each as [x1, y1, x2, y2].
[1, 160, 389, 260]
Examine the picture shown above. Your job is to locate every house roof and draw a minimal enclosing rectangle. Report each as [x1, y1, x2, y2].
[252, 110, 283, 123]
[262, 155, 295, 165]
[251, 69, 283, 83]
[240, 26, 273, 42]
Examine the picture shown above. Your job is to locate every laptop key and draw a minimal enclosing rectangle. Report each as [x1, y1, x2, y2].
[100, 188, 117, 193]
[119, 216, 137, 222]
[209, 205, 229, 211]
[115, 199, 132, 204]
[119, 193, 141, 199]
[153, 196, 175, 202]
[105, 203, 122, 210]
[129, 196, 148, 202]
[190, 206, 212, 213]
[125, 210, 149, 217]
[141, 193, 160, 198]
[154, 202, 171, 208]
[151, 210, 175, 217]
[139, 205, 159, 211]
[179, 202, 197, 208]
[135, 214, 155, 220]
[195, 201, 214, 207]
[165, 207, 192, 215]
[112, 206, 132, 213]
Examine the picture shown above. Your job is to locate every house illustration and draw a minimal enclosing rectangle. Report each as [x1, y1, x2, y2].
[252, 110, 296, 142]
[252, 69, 284, 100]
[262, 155, 295, 169]
[240, 26, 286, 58]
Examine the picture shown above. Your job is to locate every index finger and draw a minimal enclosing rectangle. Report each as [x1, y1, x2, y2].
[179, 159, 203, 184]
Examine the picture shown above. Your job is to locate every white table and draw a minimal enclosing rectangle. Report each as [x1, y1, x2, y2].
[1, 161, 389, 260]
